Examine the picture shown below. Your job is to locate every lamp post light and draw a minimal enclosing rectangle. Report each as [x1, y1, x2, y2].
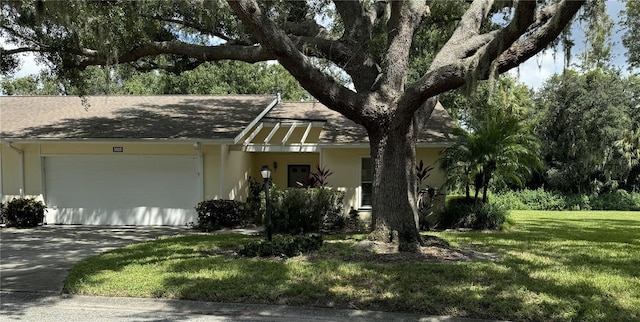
[260, 165, 273, 242]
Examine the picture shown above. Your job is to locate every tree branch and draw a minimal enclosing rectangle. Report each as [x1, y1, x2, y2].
[333, 0, 376, 42]
[332, 0, 381, 94]
[288, 35, 353, 63]
[0, 25, 48, 50]
[228, 0, 361, 122]
[378, 1, 428, 98]
[494, 0, 585, 74]
[1, 47, 45, 55]
[448, 0, 494, 44]
[470, 0, 537, 79]
[401, 0, 584, 115]
[429, 0, 495, 71]
[403, 0, 584, 112]
[144, 14, 242, 44]
[75, 41, 274, 68]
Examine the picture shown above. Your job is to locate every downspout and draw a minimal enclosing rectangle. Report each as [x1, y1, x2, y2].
[6, 142, 25, 198]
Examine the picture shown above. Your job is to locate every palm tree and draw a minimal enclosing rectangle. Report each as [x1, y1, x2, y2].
[442, 127, 476, 200]
[615, 128, 640, 168]
[443, 78, 542, 203]
[615, 127, 640, 191]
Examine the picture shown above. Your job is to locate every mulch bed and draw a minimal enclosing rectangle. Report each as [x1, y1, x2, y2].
[305, 236, 499, 264]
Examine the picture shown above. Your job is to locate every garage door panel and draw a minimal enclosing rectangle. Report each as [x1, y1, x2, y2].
[54, 207, 193, 225]
[44, 155, 199, 225]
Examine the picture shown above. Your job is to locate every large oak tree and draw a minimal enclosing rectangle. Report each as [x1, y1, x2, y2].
[1, 0, 587, 250]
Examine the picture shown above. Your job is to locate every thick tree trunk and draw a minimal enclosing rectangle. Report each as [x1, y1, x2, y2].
[367, 122, 423, 252]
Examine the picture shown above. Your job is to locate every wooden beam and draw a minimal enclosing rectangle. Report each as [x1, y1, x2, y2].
[243, 122, 264, 146]
[233, 95, 280, 144]
[263, 122, 281, 144]
[300, 122, 313, 144]
[282, 122, 298, 144]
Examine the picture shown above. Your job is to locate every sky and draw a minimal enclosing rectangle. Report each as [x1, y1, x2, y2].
[509, 0, 631, 89]
[4, 1, 634, 91]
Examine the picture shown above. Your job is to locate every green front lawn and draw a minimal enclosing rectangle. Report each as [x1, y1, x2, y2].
[65, 211, 640, 321]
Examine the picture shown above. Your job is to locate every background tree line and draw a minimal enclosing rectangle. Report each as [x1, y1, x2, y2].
[1, 61, 310, 101]
[441, 69, 639, 199]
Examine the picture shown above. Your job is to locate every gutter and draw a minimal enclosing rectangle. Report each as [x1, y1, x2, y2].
[5, 141, 25, 198]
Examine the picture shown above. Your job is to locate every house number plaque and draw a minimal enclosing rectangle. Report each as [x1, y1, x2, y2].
[113, 147, 124, 153]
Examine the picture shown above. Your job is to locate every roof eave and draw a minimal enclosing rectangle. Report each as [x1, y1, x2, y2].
[0, 137, 234, 145]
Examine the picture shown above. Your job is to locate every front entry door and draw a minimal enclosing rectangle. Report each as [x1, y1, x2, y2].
[287, 164, 311, 187]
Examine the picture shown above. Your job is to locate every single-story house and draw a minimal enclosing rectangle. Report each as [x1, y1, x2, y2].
[0, 94, 453, 226]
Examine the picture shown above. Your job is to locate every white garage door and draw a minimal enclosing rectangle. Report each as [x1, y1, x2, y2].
[44, 155, 200, 225]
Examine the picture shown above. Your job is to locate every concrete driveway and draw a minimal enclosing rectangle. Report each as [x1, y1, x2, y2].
[0, 225, 197, 293]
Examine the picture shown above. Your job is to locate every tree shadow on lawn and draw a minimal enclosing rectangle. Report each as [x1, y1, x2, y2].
[155, 242, 639, 321]
[449, 217, 640, 279]
[154, 252, 639, 321]
[63, 234, 256, 293]
[62, 230, 640, 321]
[420, 223, 639, 320]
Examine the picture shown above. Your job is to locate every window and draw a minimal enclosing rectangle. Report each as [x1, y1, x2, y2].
[361, 157, 372, 207]
[287, 164, 311, 187]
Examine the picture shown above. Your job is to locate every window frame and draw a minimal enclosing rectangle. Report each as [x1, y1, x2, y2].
[360, 157, 373, 208]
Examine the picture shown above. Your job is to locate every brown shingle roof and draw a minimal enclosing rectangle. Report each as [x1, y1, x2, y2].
[265, 101, 454, 144]
[0, 95, 275, 140]
[0, 95, 453, 144]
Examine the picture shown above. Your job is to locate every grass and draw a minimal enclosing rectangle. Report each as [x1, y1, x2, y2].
[65, 211, 640, 321]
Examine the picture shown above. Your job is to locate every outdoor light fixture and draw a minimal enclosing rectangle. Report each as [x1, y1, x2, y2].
[260, 165, 273, 241]
[260, 165, 272, 180]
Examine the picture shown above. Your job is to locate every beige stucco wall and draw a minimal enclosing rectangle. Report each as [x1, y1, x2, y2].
[1, 141, 447, 219]
[416, 147, 447, 217]
[321, 146, 447, 218]
[251, 152, 320, 188]
[201, 144, 220, 200]
[23, 144, 41, 196]
[39, 143, 198, 155]
[1, 144, 25, 201]
[222, 147, 253, 201]
[1, 143, 44, 202]
[321, 147, 369, 214]
[415, 147, 446, 191]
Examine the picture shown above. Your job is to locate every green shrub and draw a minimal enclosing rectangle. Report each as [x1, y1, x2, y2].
[238, 234, 323, 258]
[564, 194, 591, 211]
[589, 190, 640, 211]
[245, 176, 265, 225]
[194, 199, 247, 231]
[515, 188, 565, 210]
[269, 187, 344, 234]
[492, 189, 567, 210]
[491, 188, 640, 211]
[344, 207, 367, 232]
[439, 196, 509, 230]
[0, 202, 5, 225]
[489, 190, 528, 210]
[3, 198, 46, 228]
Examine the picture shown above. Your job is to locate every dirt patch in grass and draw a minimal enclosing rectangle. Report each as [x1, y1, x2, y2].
[306, 236, 499, 264]
[201, 235, 499, 264]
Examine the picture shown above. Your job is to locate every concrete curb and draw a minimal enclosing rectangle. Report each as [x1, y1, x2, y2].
[1, 291, 501, 322]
